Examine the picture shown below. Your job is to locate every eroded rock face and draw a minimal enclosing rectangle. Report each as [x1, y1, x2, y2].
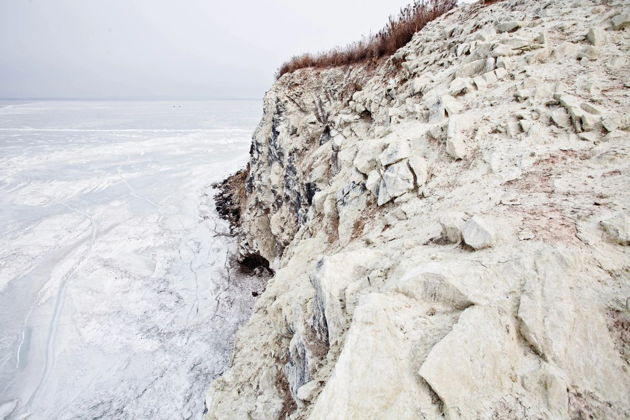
[206, 0, 630, 418]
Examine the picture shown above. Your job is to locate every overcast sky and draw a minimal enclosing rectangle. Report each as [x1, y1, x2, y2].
[0, 0, 464, 100]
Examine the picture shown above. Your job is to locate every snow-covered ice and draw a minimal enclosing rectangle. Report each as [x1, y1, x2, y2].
[0, 100, 263, 419]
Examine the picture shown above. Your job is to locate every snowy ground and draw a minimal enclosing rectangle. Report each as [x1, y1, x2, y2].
[0, 100, 263, 419]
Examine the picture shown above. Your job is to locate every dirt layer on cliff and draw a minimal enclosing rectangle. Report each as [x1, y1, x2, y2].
[213, 169, 274, 276]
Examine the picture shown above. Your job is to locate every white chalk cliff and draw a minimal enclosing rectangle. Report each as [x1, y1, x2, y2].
[205, 0, 630, 418]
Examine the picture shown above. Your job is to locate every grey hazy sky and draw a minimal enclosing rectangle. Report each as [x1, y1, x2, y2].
[0, 0, 444, 100]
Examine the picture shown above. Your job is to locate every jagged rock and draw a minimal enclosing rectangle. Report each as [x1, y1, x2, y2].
[517, 249, 629, 406]
[336, 180, 368, 245]
[446, 115, 472, 160]
[310, 250, 381, 346]
[420, 306, 551, 419]
[462, 216, 495, 250]
[578, 131, 598, 142]
[556, 94, 602, 132]
[365, 169, 382, 198]
[309, 293, 447, 420]
[377, 160, 415, 205]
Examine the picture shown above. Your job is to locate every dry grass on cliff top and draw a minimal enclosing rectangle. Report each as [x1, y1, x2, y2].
[275, 0, 458, 79]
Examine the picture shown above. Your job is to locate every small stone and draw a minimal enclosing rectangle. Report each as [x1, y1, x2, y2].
[297, 381, 319, 402]
[377, 160, 415, 206]
[462, 216, 495, 250]
[581, 113, 601, 131]
[446, 135, 467, 160]
[612, 13, 630, 30]
[586, 28, 607, 46]
[600, 213, 630, 245]
[520, 119, 533, 133]
[494, 67, 508, 80]
[439, 213, 467, 243]
[428, 123, 446, 140]
[449, 78, 473, 96]
[518, 228, 535, 241]
[483, 70, 498, 85]
[601, 115, 620, 132]
[497, 21, 521, 33]
[473, 75, 488, 90]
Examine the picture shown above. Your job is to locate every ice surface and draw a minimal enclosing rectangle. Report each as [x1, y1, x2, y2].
[0, 100, 263, 419]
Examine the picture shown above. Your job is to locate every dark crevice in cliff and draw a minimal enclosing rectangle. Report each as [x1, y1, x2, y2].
[239, 252, 273, 276]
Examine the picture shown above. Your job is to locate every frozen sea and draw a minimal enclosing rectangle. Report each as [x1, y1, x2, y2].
[0, 100, 263, 419]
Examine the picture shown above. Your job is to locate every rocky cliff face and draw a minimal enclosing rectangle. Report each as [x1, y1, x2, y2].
[205, 0, 630, 418]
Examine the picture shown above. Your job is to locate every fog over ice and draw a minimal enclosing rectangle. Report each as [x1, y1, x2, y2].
[0, 0, 441, 100]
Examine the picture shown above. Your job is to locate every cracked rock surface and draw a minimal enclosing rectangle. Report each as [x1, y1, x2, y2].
[206, 0, 630, 418]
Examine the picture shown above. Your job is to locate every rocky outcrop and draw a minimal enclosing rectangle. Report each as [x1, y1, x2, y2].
[206, 0, 630, 418]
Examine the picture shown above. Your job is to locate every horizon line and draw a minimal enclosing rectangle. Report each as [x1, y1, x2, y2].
[0, 96, 262, 102]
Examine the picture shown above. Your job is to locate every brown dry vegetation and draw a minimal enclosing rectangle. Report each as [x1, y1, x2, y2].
[275, 0, 458, 79]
